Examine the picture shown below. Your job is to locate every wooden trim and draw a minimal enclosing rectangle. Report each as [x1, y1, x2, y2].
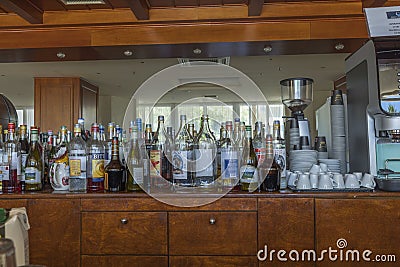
[33, 77, 41, 128]
[0, 0, 43, 24]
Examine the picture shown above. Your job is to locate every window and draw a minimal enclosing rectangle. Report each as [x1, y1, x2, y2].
[16, 108, 34, 128]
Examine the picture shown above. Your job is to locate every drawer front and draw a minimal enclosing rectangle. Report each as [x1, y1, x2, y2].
[169, 211, 257, 255]
[170, 256, 257, 267]
[82, 256, 168, 267]
[82, 212, 167, 255]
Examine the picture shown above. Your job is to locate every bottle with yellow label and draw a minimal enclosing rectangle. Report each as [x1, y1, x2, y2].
[86, 123, 105, 192]
[68, 123, 87, 192]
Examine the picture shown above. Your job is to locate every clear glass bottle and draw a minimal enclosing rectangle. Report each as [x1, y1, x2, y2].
[24, 127, 43, 191]
[253, 121, 266, 164]
[87, 123, 105, 192]
[240, 125, 259, 192]
[3, 123, 21, 193]
[104, 122, 115, 168]
[233, 118, 241, 144]
[127, 125, 143, 192]
[259, 134, 281, 192]
[216, 122, 226, 179]
[220, 121, 240, 190]
[272, 120, 287, 189]
[172, 115, 195, 189]
[143, 123, 152, 188]
[68, 123, 87, 192]
[105, 137, 125, 192]
[195, 115, 217, 189]
[18, 125, 29, 191]
[150, 116, 172, 188]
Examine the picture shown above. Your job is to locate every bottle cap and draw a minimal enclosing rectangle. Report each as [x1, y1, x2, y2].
[180, 114, 187, 120]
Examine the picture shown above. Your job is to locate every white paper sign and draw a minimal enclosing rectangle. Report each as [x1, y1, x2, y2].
[365, 6, 400, 37]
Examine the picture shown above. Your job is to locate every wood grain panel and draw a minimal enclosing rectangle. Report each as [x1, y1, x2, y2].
[82, 256, 168, 267]
[34, 77, 74, 132]
[169, 211, 257, 255]
[170, 256, 258, 267]
[258, 198, 314, 266]
[81, 197, 256, 211]
[0, 199, 27, 209]
[91, 21, 310, 46]
[310, 18, 369, 39]
[28, 199, 80, 267]
[316, 199, 400, 267]
[81, 212, 168, 255]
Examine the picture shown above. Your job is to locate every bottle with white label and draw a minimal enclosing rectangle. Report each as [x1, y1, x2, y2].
[172, 115, 195, 189]
[3, 123, 21, 193]
[194, 115, 217, 190]
[272, 120, 287, 189]
[220, 121, 240, 191]
[24, 127, 43, 191]
[240, 126, 259, 192]
[127, 125, 143, 191]
[68, 123, 87, 192]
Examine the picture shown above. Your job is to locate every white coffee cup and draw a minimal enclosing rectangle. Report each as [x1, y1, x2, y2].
[318, 174, 333, 190]
[288, 172, 298, 187]
[319, 163, 328, 172]
[309, 173, 319, 189]
[309, 164, 321, 174]
[295, 174, 311, 189]
[345, 174, 360, 188]
[353, 172, 363, 182]
[361, 173, 376, 189]
[332, 173, 345, 189]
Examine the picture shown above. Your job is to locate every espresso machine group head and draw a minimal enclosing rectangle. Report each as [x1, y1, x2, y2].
[280, 77, 313, 141]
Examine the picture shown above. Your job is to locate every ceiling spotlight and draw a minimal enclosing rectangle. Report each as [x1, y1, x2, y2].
[124, 50, 133, 56]
[335, 43, 345, 51]
[193, 48, 202, 55]
[263, 45, 272, 53]
[56, 52, 66, 59]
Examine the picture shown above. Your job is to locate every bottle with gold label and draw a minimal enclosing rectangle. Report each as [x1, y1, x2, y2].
[25, 127, 43, 191]
[68, 123, 87, 192]
[127, 125, 143, 192]
[50, 126, 69, 191]
[86, 123, 105, 192]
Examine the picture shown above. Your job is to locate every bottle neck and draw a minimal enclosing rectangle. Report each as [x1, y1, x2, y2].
[111, 138, 120, 161]
[8, 130, 17, 141]
[108, 127, 114, 140]
[59, 131, 68, 144]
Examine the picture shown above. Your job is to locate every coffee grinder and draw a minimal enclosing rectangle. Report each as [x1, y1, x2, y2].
[280, 77, 313, 147]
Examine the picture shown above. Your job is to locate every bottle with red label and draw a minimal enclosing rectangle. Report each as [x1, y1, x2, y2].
[86, 123, 105, 192]
[3, 123, 21, 193]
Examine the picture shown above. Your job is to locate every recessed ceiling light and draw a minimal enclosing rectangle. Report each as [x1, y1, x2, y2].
[335, 43, 345, 51]
[60, 0, 105, 5]
[263, 45, 272, 53]
[124, 50, 133, 56]
[193, 48, 202, 55]
[56, 52, 66, 59]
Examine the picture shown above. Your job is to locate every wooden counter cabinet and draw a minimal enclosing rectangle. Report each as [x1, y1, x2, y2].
[258, 198, 315, 267]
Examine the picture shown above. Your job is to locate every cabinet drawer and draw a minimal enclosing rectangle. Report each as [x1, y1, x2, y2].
[82, 256, 168, 267]
[169, 211, 257, 255]
[170, 256, 257, 267]
[82, 212, 167, 255]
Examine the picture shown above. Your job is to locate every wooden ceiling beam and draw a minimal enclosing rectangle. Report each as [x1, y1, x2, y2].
[248, 0, 264, 16]
[126, 0, 150, 20]
[0, 0, 43, 24]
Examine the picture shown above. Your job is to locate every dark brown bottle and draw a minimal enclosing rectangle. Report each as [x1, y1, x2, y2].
[104, 137, 125, 192]
[259, 134, 281, 192]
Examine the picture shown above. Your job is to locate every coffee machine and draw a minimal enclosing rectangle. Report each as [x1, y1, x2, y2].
[280, 77, 313, 144]
[346, 39, 400, 190]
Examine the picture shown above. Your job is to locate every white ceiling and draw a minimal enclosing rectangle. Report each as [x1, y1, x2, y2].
[0, 53, 349, 108]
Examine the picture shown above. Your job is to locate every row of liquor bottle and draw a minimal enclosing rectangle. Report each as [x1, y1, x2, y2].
[0, 115, 287, 193]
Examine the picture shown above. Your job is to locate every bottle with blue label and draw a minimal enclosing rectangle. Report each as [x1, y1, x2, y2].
[220, 121, 240, 191]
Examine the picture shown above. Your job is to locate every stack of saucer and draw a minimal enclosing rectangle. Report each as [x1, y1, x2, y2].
[330, 99, 346, 174]
[289, 150, 318, 172]
[318, 158, 341, 173]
